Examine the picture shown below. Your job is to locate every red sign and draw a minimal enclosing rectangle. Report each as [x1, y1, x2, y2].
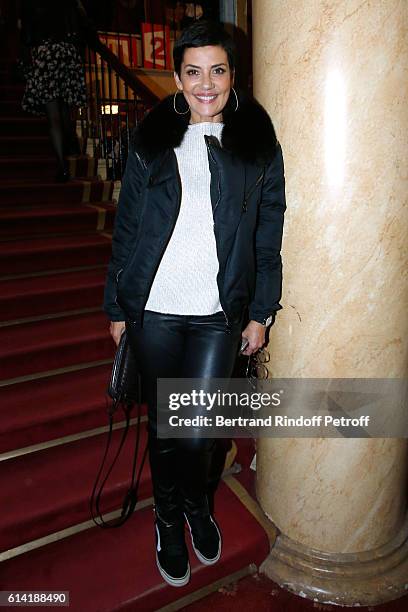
[98, 32, 139, 67]
[141, 23, 171, 70]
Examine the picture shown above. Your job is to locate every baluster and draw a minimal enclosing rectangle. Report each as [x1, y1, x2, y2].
[86, 45, 95, 158]
[123, 81, 130, 177]
[115, 28, 122, 179]
[99, 53, 108, 177]
[106, 59, 115, 180]
[92, 41, 102, 162]
[80, 46, 90, 156]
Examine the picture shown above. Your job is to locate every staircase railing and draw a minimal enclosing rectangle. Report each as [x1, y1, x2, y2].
[81, 35, 160, 182]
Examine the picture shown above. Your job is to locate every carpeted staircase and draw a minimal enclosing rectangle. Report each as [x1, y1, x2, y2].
[0, 58, 271, 611]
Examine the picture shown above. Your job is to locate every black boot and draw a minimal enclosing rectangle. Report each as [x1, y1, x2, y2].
[149, 433, 190, 586]
[206, 439, 232, 514]
[177, 441, 222, 565]
[148, 433, 183, 524]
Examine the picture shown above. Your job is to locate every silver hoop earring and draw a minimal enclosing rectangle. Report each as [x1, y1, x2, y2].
[173, 91, 190, 115]
[231, 87, 239, 112]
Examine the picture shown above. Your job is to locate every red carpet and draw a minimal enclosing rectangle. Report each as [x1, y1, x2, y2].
[0, 99, 28, 115]
[0, 134, 55, 155]
[0, 364, 121, 451]
[183, 569, 408, 612]
[0, 424, 151, 552]
[0, 178, 113, 207]
[0, 155, 99, 181]
[1, 478, 269, 612]
[0, 268, 107, 321]
[0, 116, 49, 136]
[0, 233, 113, 274]
[0, 311, 114, 379]
[0, 203, 115, 237]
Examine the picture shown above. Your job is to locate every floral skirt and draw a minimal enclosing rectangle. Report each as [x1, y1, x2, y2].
[22, 36, 87, 116]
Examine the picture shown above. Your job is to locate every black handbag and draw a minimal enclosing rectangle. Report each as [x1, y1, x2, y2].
[90, 330, 149, 528]
[108, 329, 140, 404]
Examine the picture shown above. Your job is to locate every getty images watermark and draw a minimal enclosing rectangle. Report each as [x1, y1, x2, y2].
[156, 378, 407, 438]
[167, 388, 370, 428]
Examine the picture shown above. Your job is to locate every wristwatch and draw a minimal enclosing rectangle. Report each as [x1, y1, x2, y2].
[261, 314, 275, 327]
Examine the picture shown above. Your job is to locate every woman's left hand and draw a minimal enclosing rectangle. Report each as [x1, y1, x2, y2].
[240, 320, 267, 356]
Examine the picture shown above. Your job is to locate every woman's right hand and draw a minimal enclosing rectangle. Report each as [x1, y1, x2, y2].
[110, 321, 126, 346]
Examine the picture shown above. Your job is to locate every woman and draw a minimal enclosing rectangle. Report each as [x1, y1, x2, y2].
[103, 20, 286, 587]
[20, 0, 88, 181]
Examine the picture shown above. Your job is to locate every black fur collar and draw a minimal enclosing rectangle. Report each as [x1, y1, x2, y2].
[132, 90, 277, 166]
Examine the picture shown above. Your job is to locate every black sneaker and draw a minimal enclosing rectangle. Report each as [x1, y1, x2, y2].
[154, 510, 190, 587]
[184, 511, 222, 565]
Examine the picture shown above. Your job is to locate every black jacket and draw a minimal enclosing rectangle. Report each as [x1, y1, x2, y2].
[103, 91, 286, 328]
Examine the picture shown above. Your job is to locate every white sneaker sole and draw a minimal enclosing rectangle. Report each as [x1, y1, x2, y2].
[156, 552, 190, 587]
[184, 512, 222, 565]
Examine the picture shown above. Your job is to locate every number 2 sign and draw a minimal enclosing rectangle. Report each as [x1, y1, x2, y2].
[141, 23, 171, 70]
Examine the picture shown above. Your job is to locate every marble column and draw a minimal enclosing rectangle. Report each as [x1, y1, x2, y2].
[252, 0, 408, 605]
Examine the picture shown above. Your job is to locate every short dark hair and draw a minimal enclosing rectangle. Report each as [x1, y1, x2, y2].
[173, 20, 236, 76]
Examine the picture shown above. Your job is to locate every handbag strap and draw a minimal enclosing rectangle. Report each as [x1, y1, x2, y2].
[90, 371, 149, 528]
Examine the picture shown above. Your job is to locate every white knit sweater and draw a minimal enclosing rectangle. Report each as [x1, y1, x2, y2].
[144, 121, 224, 315]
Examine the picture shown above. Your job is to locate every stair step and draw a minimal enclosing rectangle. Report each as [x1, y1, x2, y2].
[0, 268, 107, 322]
[0, 364, 127, 452]
[0, 135, 54, 156]
[0, 84, 25, 100]
[0, 311, 114, 380]
[0, 181, 84, 206]
[0, 156, 98, 181]
[0, 232, 112, 275]
[0, 156, 57, 180]
[0, 180, 114, 207]
[0, 116, 48, 136]
[0, 68, 11, 79]
[0, 475, 269, 612]
[0, 100, 29, 116]
[0, 203, 115, 238]
[0, 424, 151, 552]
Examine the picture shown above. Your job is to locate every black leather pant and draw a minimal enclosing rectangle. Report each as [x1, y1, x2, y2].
[126, 310, 243, 523]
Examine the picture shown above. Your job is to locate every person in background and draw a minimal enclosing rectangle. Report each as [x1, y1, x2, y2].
[104, 20, 286, 588]
[166, 1, 186, 33]
[20, 0, 88, 182]
[181, 2, 204, 28]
